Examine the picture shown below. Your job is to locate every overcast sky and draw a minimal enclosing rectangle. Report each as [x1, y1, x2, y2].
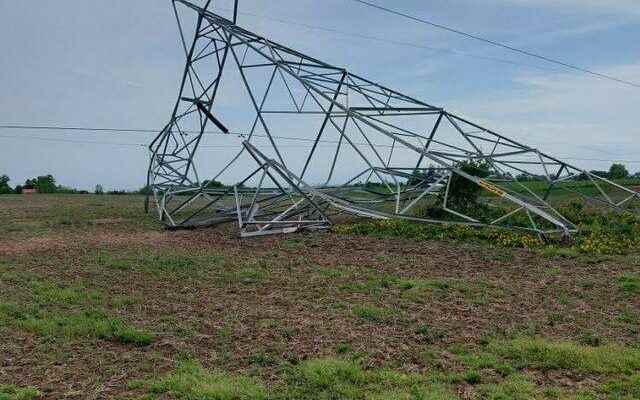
[1, 0, 639, 190]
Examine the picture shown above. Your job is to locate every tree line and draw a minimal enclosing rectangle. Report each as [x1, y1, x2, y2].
[0, 163, 638, 196]
[514, 163, 637, 182]
[0, 174, 149, 195]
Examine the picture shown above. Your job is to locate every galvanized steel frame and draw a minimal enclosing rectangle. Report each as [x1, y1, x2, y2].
[147, 0, 640, 238]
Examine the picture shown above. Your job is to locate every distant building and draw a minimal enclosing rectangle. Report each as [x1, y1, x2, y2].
[22, 188, 38, 194]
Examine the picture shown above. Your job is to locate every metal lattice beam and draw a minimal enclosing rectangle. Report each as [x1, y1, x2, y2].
[147, 0, 640, 238]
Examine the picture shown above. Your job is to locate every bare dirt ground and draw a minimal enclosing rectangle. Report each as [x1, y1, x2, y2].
[1, 195, 639, 399]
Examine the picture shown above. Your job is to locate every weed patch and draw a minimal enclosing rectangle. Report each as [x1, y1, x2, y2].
[335, 203, 640, 257]
[617, 274, 640, 296]
[337, 271, 500, 306]
[0, 273, 153, 346]
[145, 359, 268, 399]
[488, 338, 640, 374]
[285, 358, 457, 400]
[480, 374, 536, 400]
[4, 307, 153, 346]
[616, 308, 639, 325]
[0, 385, 40, 400]
[601, 374, 640, 399]
[416, 324, 447, 344]
[137, 358, 460, 400]
[457, 352, 515, 377]
[352, 305, 395, 323]
[94, 250, 222, 279]
[334, 219, 542, 249]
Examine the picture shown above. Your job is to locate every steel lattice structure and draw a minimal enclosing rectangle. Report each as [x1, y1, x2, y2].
[147, 0, 640, 238]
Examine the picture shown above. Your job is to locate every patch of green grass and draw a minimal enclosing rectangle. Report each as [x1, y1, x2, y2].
[338, 272, 396, 294]
[577, 331, 601, 347]
[352, 305, 395, 323]
[416, 324, 447, 344]
[480, 374, 536, 400]
[315, 266, 349, 279]
[545, 266, 562, 277]
[283, 239, 305, 249]
[0, 268, 39, 285]
[103, 258, 132, 271]
[0, 273, 153, 346]
[248, 352, 277, 367]
[601, 374, 640, 399]
[617, 274, 640, 296]
[461, 370, 481, 385]
[138, 357, 460, 400]
[111, 295, 137, 308]
[334, 268, 501, 306]
[13, 309, 154, 346]
[400, 277, 502, 305]
[287, 358, 457, 400]
[398, 278, 451, 291]
[0, 385, 40, 400]
[336, 343, 352, 354]
[153, 256, 198, 272]
[616, 307, 639, 325]
[488, 338, 640, 374]
[457, 352, 515, 377]
[398, 279, 442, 303]
[147, 359, 268, 399]
[28, 280, 101, 305]
[94, 250, 222, 279]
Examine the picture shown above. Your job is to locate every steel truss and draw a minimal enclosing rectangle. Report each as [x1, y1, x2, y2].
[148, 0, 640, 238]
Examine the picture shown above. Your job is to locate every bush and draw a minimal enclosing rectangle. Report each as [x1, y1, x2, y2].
[335, 202, 640, 256]
[609, 163, 629, 180]
[334, 219, 543, 249]
[0, 174, 13, 194]
[440, 161, 491, 212]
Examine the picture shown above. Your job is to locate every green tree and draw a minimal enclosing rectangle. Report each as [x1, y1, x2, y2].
[0, 174, 12, 194]
[439, 160, 491, 211]
[202, 179, 225, 189]
[609, 163, 629, 180]
[38, 175, 56, 193]
[24, 175, 58, 193]
[95, 184, 104, 195]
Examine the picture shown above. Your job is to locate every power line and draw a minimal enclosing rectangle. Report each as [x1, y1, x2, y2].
[0, 127, 389, 149]
[0, 125, 159, 134]
[1, 124, 635, 152]
[0, 123, 408, 147]
[0, 124, 179, 135]
[0, 132, 384, 150]
[349, 0, 640, 89]
[0, 133, 345, 150]
[0, 123, 336, 143]
[2, 126, 640, 164]
[232, 9, 557, 73]
[0, 134, 145, 148]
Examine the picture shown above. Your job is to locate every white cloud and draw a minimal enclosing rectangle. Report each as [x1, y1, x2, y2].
[447, 62, 640, 170]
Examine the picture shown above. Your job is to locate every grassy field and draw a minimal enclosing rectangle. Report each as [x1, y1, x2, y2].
[1, 194, 639, 399]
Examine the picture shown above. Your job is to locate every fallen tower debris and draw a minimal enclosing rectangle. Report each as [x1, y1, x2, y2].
[147, 0, 639, 238]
